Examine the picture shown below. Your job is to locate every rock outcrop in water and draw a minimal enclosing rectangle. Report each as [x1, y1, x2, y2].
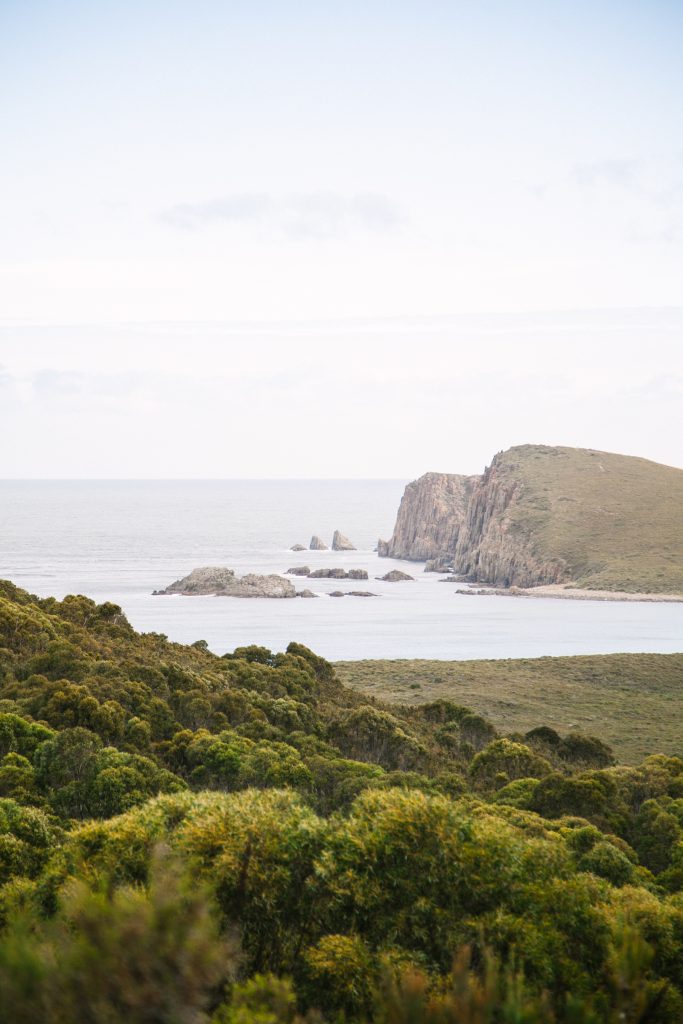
[377, 570, 415, 582]
[308, 568, 368, 580]
[309, 535, 328, 551]
[332, 530, 356, 551]
[154, 567, 296, 598]
[378, 472, 477, 562]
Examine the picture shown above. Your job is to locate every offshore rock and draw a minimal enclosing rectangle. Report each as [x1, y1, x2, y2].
[309, 535, 328, 550]
[424, 558, 453, 573]
[378, 472, 478, 561]
[154, 567, 296, 598]
[286, 566, 311, 576]
[308, 568, 369, 580]
[290, 543, 307, 552]
[377, 570, 415, 582]
[296, 589, 318, 598]
[332, 530, 357, 551]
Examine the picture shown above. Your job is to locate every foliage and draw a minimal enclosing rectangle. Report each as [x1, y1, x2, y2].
[335, 652, 683, 764]
[0, 848, 233, 1024]
[0, 582, 682, 1020]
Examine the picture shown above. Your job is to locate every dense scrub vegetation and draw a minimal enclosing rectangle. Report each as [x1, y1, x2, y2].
[0, 579, 682, 1021]
[336, 653, 683, 764]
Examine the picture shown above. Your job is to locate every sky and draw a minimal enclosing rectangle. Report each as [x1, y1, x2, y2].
[1, 0, 682, 478]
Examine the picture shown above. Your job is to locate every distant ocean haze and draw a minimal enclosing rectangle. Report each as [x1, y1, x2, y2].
[1, 480, 681, 661]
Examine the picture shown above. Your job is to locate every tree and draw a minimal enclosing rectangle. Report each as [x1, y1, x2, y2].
[469, 740, 551, 790]
[0, 849, 233, 1024]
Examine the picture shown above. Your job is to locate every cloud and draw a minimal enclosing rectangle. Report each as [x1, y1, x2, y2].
[573, 154, 683, 206]
[573, 158, 643, 190]
[627, 374, 683, 403]
[159, 191, 404, 237]
[570, 154, 683, 244]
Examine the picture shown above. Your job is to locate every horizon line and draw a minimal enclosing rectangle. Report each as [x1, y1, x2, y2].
[2, 304, 683, 331]
[0, 477, 412, 483]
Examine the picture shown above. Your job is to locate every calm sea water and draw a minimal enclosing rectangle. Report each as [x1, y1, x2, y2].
[1, 480, 681, 661]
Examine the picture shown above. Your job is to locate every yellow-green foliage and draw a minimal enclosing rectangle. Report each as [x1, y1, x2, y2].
[0, 580, 683, 1020]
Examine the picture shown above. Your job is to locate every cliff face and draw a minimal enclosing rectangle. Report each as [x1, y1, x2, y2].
[378, 472, 477, 562]
[381, 444, 683, 592]
[378, 460, 560, 584]
[452, 451, 569, 587]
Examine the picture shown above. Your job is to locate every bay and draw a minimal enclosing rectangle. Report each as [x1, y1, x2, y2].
[1, 480, 681, 661]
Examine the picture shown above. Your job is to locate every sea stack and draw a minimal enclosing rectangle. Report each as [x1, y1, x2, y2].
[332, 530, 357, 551]
[310, 535, 328, 550]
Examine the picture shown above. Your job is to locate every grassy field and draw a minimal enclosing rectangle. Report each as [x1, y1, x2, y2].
[335, 652, 683, 764]
[497, 445, 683, 592]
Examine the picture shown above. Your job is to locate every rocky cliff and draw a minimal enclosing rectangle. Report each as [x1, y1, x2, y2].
[379, 445, 683, 592]
[452, 450, 569, 587]
[378, 472, 477, 562]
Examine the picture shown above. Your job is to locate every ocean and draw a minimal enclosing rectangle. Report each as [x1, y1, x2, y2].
[1, 479, 681, 661]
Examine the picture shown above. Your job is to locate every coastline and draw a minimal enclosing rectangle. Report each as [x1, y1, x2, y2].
[455, 583, 683, 604]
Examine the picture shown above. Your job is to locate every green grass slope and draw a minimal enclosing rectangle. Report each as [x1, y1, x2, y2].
[497, 445, 683, 592]
[336, 652, 683, 764]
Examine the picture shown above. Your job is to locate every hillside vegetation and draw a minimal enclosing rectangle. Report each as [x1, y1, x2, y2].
[336, 653, 683, 764]
[0, 580, 683, 1020]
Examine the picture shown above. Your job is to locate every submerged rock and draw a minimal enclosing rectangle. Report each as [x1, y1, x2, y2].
[296, 589, 318, 598]
[154, 567, 296, 598]
[376, 570, 415, 582]
[327, 589, 377, 597]
[309, 535, 328, 550]
[332, 530, 357, 551]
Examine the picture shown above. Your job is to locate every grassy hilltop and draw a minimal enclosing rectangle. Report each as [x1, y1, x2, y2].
[478, 445, 683, 593]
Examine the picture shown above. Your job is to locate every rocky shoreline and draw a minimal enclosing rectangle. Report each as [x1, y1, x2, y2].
[456, 583, 683, 604]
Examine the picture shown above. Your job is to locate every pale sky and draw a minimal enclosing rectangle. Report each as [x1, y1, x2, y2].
[1, 1, 682, 477]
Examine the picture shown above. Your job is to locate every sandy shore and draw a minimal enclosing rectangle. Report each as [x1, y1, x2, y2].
[455, 583, 683, 604]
